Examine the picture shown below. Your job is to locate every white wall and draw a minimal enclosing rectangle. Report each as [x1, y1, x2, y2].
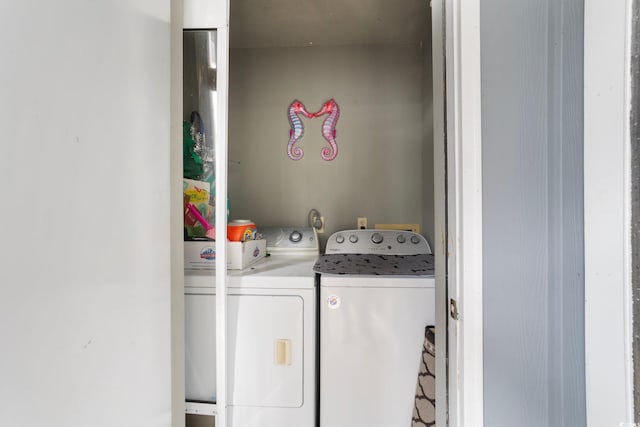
[228, 44, 434, 248]
[0, 1, 174, 425]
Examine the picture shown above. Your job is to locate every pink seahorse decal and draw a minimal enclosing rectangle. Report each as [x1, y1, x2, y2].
[313, 98, 340, 161]
[287, 100, 313, 160]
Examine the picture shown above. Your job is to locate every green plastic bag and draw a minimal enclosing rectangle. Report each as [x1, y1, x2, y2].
[183, 121, 203, 180]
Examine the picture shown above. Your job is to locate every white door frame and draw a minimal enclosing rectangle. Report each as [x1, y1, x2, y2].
[584, 0, 635, 424]
[178, 0, 489, 424]
[181, 0, 230, 426]
[171, 1, 186, 426]
[431, 0, 448, 425]
[436, 0, 638, 425]
[433, 0, 484, 425]
[214, 24, 230, 427]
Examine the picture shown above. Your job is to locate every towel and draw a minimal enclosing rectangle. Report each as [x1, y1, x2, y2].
[412, 326, 436, 426]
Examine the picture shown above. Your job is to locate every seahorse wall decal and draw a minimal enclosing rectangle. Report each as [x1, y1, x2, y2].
[313, 98, 340, 161]
[287, 100, 313, 160]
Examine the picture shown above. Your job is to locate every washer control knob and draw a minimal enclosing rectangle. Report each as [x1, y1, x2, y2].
[397, 234, 406, 244]
[371, 233, 384, 244]
[289, 230, 302, 243]
[349, 234, 359, 243]
[335, 234, 345, 244]
[410, 235, 421, 244]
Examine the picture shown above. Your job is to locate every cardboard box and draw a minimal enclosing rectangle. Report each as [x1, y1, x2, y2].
[184, 239, 266, 270]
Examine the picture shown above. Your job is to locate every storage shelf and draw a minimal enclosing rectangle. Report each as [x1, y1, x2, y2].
[185, 401, 217, 416]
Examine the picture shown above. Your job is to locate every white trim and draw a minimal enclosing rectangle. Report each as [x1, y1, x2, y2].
[215, 25, 230, 427]
[446, 0, 484, 425]
[584, 0, 634, 423]
[185, 402, 217, 416]
[622, 0, 635, 416]
[184, 0, 228, 29]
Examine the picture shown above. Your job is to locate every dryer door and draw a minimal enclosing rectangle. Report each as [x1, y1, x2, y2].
[228, 294, 304, 408]
[185, 293, 217, 402]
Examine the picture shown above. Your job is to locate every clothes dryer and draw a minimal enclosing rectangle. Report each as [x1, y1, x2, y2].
[185, 227, 318, 427]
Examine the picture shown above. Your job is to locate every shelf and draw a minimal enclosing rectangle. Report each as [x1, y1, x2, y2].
[185, 401, 217, 417]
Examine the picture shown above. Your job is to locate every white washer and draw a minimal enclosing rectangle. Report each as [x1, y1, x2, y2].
[314, 229, 435, 427]
[185, 227, 318, 427]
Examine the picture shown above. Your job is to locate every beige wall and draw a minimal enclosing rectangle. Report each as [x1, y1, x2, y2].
[228, 44, 434, 249]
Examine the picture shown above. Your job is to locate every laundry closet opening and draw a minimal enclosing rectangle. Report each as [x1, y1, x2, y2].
[227, 0, 435, 251]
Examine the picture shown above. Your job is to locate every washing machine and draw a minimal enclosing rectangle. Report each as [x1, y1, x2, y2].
[185, 227, 318, 427]
[314, 229, 435, 427]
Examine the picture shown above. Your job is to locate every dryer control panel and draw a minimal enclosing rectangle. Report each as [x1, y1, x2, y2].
[259, 227, 319, 254]
[325, 229, 431, 255]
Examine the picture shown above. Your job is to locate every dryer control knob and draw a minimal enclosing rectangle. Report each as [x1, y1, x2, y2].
[349, 234, 359, 243]
[335, 234, 345, 244]
[397, 234, 406, 244]
[410, 235, 421, 244]
[371, 233, 384, 244]
[289, 230, 302, 243]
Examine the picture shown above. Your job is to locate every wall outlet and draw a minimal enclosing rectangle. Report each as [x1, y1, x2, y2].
[357, 217, 368, 229]
[317, 217, 325, 234]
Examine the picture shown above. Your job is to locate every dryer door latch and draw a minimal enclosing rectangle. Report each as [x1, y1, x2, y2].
[274, 339, 292, 365]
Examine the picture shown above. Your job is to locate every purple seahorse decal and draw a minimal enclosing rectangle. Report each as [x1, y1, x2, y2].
[287, 100, 313, 160]
[313, 99, 340, 161]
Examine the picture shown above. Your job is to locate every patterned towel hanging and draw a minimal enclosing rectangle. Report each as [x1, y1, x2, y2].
[412, 326, 436, 427]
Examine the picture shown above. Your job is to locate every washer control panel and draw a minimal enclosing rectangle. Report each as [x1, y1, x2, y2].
[325, 229, 431, 255]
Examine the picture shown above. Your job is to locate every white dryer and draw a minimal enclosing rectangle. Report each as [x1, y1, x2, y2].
[185, 227, 318, 427]
[314, 229, 435, 427]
